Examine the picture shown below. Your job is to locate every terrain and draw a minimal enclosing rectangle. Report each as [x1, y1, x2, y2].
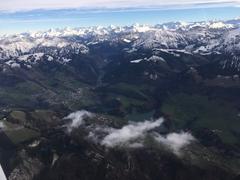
[0, 19, 240, 179]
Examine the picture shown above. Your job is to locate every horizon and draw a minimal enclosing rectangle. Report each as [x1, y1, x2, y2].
[1, 15, 240, 37]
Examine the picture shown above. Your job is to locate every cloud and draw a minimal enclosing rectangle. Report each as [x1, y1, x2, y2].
[64, 111, 195, 155]
[88, 118, 195, 155]
[64, 110, 93, 133]
[101, 118, 164, 148]
[99, 118, 195, 155]
[0, 0, 239, 11]
[154, 132, 195, 155]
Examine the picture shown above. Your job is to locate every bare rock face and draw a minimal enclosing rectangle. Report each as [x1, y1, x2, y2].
[8, 150, 44, 180]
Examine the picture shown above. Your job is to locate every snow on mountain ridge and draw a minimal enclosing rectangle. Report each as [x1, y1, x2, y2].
[208, 22, 234, 29]
[0, 20, 239, 68]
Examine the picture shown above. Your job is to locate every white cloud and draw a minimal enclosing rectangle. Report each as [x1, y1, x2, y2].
[154, 132, 195, 155]
[89, 118, 195, 155]
[64, 111, 196, 155]
[64, 110, 93, 133]
[0, 0, 239, 11]
[101, 118, 164, 148]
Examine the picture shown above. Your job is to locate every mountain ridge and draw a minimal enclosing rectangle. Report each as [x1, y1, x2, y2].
[1, 19, 240, 71]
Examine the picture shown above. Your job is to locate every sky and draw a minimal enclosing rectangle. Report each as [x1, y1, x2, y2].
[0, 0, 239, 11]
[0, 0, 240, 35]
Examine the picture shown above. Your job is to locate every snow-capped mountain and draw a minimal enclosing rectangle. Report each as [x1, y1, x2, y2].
[0, 19, 240, 70]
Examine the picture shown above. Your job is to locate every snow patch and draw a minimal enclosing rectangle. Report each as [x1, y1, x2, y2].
[131, 59, 143, 63]
[123, 39, 131, 43]
[209, 22, 234, 29]
[11, 62, 21, 68]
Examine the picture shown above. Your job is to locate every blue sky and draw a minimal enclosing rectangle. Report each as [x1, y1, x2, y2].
[0, 0, 240, 35]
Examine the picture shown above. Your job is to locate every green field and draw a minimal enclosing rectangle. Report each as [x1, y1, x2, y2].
[0, 120, 40, 145]
[161, 93, 240, 144]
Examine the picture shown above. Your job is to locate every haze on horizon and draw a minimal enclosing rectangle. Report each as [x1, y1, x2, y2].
[0, 0, 240, 35]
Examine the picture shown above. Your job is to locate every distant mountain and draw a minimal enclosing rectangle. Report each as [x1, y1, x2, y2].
[0, 19, 240, 70]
